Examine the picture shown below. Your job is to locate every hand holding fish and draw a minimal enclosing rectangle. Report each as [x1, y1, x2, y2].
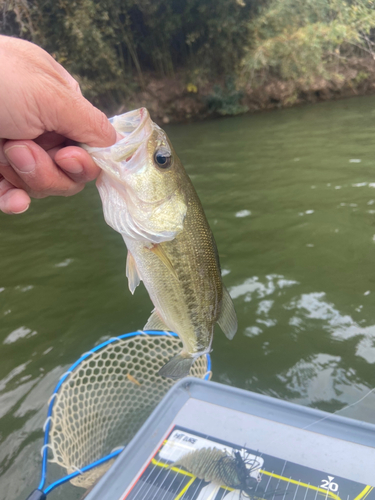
[0, 35, 116, 215]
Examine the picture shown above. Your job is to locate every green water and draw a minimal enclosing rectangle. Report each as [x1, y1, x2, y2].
[2, 96, 375, 499]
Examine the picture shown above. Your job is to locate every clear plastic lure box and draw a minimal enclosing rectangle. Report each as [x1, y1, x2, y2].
[85, 378, 375, 500]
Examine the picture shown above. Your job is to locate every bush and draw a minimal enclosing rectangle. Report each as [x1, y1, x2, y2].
[243, 0, 375, 85]
[205, 77, 248, 116]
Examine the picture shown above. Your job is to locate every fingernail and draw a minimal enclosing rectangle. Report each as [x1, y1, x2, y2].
[58, 157, 83, 174]
[12, 204, 30, 215]
[5, 145, 36, 173]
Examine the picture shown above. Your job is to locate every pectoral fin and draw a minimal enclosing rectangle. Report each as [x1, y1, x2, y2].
[144, 309, 170, 331]
[149, 244, 178, 279]
[217, 286, 237, 340]
[126, 251, 141, 294]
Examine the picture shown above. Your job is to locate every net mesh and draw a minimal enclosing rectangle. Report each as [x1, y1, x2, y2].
[48, 333, 208, 488]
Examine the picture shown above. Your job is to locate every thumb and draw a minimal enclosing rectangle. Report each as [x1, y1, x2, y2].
[50, 93, 117, 148]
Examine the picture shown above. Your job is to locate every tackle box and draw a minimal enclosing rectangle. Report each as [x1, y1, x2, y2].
[85, 378, 375, 500]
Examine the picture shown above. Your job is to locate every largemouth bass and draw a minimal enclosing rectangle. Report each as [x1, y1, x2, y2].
[84, 108, 237, 379]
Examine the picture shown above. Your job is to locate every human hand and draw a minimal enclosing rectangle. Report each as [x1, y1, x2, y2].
[0, 35, 117, 214]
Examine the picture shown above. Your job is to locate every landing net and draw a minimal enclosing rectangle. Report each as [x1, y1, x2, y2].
[43, 331, 210, 490]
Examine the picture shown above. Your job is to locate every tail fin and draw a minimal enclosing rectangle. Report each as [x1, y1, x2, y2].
[158, 354, 194, 380]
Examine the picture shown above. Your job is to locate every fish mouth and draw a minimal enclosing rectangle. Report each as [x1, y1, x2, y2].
[110, 108, 151, 163]
[82, 107, 152, 167]
[109, 107, 148, 138]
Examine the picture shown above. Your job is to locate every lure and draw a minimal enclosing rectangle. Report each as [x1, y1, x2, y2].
[126, 373, 142, 386]
[172, 447, 260, 497]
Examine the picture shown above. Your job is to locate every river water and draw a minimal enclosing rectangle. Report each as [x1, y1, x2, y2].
[2, 96, 375, 499]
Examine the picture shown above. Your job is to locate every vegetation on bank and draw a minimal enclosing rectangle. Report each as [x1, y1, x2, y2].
[2, 0, 375, 121]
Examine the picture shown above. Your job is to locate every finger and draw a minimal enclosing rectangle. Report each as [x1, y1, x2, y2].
[34, 132, 67, 150]
[0, 139, 27, 189]
[54, 66, 81, 93]
[47, 54, 82, 94]
[45, 92, 117, 148]
[0, 139, 10, 166]
[3, 140, 85, 197]
[1, 141, 98, 194]
[54, 146, 101, 183]
[0, 161, 27, 191]
[0, 176, 30, 214]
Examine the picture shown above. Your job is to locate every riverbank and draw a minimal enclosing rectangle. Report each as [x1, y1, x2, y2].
[4, 0, 375, 126]
[112, 56, 375, 124]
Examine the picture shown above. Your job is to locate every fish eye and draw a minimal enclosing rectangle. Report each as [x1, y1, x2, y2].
[154, 149, 172, 169]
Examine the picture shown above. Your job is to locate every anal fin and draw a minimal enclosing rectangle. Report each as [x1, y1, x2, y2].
[217, 286, 237, 340]
[144, 309, 170, 331]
